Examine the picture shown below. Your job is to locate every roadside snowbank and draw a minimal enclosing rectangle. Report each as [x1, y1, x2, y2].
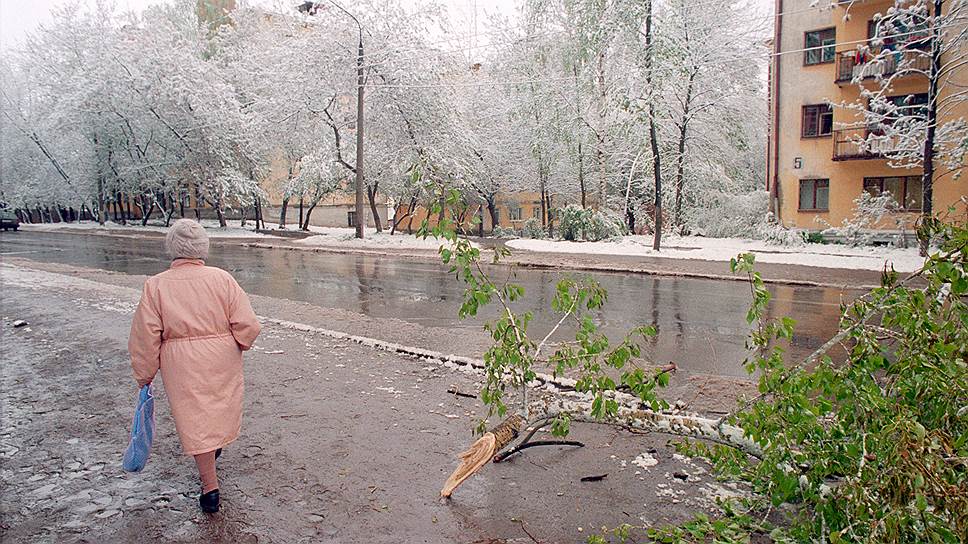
[293, 227, 471, 251]
[506, 235, 926, 272]
[21, 220, 273, 238]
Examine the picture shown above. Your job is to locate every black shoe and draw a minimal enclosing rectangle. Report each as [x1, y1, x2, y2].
[215, 448, 222, 460]
[200, 489, 220, 513]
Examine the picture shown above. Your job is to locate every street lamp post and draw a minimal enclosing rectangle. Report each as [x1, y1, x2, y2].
[327, 0, 365, 239]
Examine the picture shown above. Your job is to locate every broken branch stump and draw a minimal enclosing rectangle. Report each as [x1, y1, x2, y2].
[440, 414, 525, 498]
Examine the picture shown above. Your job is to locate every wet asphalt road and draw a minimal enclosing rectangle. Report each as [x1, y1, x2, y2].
[0, 231, 857, 377]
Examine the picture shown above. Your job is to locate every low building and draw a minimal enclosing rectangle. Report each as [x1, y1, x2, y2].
[393, 192, 569, 235]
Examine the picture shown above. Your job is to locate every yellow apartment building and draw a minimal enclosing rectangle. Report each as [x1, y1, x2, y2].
[767, 0, 966, 234]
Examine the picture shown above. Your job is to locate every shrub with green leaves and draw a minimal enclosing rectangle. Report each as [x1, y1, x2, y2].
[679, 218, 967, 542]
[559, 204, 625, 242]
[492, 226, 518, 239]
[587, 220, 966, 542]
[523, 217, 545, 239]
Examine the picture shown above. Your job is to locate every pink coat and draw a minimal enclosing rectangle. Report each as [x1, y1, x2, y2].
[129, 259, 261, 455]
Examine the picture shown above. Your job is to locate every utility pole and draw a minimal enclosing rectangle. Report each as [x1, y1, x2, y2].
[328, 0, 366, 239]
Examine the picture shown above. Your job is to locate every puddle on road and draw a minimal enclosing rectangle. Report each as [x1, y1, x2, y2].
[1, 231, 859, 377]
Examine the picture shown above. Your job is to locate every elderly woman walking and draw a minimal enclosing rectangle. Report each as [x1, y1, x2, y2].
[128, 219, 261, 513]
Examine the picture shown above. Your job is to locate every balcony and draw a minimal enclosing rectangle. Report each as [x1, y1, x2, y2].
[836, 49, 932, 84]
[832, 127, 904, 161]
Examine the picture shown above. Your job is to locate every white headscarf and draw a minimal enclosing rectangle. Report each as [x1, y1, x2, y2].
[165, 218, 210, 260]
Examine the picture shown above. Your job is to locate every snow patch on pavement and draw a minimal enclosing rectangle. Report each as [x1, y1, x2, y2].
[506, 235, 926, 272]
[293, 227, 476, 251]
[632, 452, 659, 469]
[22, 220, 274, 238]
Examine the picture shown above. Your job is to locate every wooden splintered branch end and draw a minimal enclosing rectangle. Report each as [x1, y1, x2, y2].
[440, 414, 526, 498]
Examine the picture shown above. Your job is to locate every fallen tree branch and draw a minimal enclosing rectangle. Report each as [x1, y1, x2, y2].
[493, 440, 585, 462]
[440, 414, 525, 498]
[446, 387, 477, 399]
[537, 401, 764, 460]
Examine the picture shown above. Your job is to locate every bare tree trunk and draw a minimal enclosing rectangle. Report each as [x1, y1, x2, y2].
[253, 193, 264, 230]
[645, 0, 663, 251]
[596, 52, 608, 209]
[436, 193, 446, 224]
[164, 201, 176, 227]
[673, 71, 696, 229]
[298, 196, 304, 229]
[367, 184, 383, 233]
[301, 198, 321, 231]
[139, 194, 154, 226]
[279, 196, 290, 229]
[545, 193, 554, 237]
[919, 0, 942, 257]
[486, 199, 498, 233]
[94, 131, 106, 224]
[214, 201, 227, 228]
[539, 167, 548, 228]
[97, 178, 106, 225]
[391, 197, 417, 235]
[578, 141, 587, 209]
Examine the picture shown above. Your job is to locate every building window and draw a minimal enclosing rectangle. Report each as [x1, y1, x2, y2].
[347, 210, 356, 227]
[493, 209, 500, 225]
[869, 15, 930, 50]
[887, 93, 929, 122]
[509, 207, 523, 221]
[863, 176, 923, 211]
[805, 28, 836, 65]
[532, 206, 541, 220]
[869, 93, 929, 135]
[802, 104, 834, 138]
[799, 179, 829, 211]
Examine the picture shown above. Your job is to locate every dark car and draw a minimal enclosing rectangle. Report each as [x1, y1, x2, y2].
[0, 210, 20, 231]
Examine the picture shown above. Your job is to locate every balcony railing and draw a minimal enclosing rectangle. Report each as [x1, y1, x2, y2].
[835, 48, 932, 83]
[832, 127, 903, 161]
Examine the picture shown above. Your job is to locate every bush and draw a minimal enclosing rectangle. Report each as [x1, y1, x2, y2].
[522, 217, 545, 239]
[805, 231, 825, 244]
[559, 204, 625, 242]
[685, 190, 770, 239]
[703, 222, 968, 541]
[816, 191, 912, 247]
[685, 191, 805, 247]
[756, 219, 805, 247]
[492, 226, 518, 239]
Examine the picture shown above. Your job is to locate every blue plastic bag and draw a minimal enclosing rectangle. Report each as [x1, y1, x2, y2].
[122, 384, 155, 472]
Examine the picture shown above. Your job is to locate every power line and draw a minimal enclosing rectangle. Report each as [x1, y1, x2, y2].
[354, 0, 853, 65]
[364, 24, 954, 90]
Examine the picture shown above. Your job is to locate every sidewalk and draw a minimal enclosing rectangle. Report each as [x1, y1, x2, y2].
[0, 261, 752, 543]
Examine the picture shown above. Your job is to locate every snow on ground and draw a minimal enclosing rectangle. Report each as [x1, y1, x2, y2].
[292, 226, 472, 251]
[506, 235, 926, 272]
[21, 220, 274, 238]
